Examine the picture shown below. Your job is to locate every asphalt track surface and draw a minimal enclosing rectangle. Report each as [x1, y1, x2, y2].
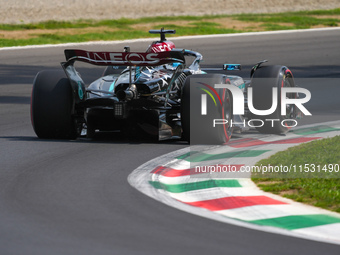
[1, 29, 340, 255]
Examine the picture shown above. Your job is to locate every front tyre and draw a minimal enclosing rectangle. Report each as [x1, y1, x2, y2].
[31, 70, 77, 139]
[249, 65, 296, 134]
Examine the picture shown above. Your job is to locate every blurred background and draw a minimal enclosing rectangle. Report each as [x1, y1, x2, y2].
[1, 0, 340, 24]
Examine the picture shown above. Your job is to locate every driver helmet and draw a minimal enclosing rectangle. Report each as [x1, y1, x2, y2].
[146, 41, 175, 53]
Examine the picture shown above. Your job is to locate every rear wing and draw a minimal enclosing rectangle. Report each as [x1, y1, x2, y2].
[61, 49, 185, 104]
[64, 49, 185, 66]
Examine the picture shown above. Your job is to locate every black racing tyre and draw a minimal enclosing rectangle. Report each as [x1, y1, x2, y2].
[181, 74, 233, 144]
[31, 70, 77, 139]
[249, 65, 296, 134]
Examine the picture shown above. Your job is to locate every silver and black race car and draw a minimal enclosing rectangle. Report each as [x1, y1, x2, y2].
[31, 29, 302, 144]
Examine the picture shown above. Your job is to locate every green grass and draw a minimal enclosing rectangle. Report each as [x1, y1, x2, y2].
[0, 15, 227, 31]
[1, 8, 340, 47]
[235, 12, 340, 29]
[252, 136, 340, 213]
[235, 8, 340, 28]
[0, 30, 241, 48]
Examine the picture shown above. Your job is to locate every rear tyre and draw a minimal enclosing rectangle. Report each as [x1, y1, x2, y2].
[31, 70, 77, 139]
[181, 74, 232, 144]
[249, 65, 296, 134]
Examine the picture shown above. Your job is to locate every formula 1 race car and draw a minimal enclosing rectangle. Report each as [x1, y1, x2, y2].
[31, 29, 302, 144]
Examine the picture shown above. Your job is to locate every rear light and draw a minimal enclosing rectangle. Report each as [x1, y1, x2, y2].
[115, 103, 124, 117]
